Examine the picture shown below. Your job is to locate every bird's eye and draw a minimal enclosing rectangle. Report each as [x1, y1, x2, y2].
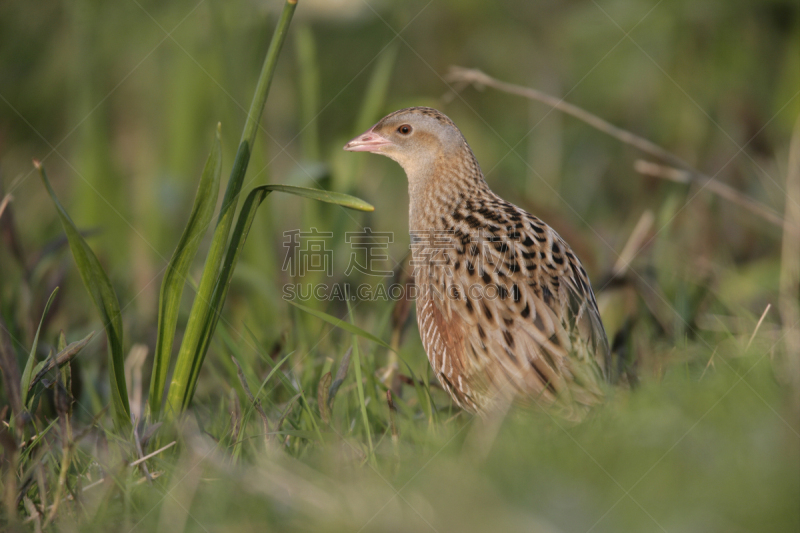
[398, 124, 412, 135]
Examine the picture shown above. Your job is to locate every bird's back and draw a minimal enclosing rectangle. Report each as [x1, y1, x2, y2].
[413, 185, 610, 418]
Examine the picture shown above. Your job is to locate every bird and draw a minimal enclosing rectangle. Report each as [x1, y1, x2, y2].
[344, 107, 611, 418]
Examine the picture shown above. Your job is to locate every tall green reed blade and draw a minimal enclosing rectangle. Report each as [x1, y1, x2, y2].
[182, 184, 374, 409]
[166, 0, 298, 416]
[36, 162, 130, 429]
[149, 125, 222, 417]
[20, 287, 59, 408]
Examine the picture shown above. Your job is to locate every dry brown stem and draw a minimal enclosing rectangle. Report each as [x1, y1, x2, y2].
[447, 66, 786, 229]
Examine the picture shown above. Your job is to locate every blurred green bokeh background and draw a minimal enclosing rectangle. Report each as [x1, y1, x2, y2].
[1, 0, 798, 325]
[1, 0, 799, 531]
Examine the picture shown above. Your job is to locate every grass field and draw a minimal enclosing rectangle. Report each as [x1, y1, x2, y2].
[1, 1, 799, 531]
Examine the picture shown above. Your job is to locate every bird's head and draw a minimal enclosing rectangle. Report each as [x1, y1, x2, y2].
[343, 107, 465, 177]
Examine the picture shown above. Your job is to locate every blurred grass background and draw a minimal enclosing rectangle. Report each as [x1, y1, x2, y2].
[1, 0, 799, 531]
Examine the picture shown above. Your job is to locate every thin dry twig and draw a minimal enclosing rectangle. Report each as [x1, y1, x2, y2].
[23, 472, 163, 524]
[382, 255, 413, 385]
[44, 350, 73, 528]
[43, 441, 70, 526]
[448, 67, 691, 167]
[699, 348, 718, 381]
[634, 160, 785, 227]
[0, 194, 11, 220]
[23, 496, 42, 532]
[447, 66, 786, 229]
[746, 304, 772, 351]
[128, 441, 176, 467]
[133, 425, 152, 483]
[386, 390, 399, 448]
[612, 210, 655, 277]
[81, 478, 107, 493]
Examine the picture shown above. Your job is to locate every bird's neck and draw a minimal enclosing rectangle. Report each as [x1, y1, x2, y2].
[406, 145, 490, 231]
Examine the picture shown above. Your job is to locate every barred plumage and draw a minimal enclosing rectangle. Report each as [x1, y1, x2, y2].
[345, 107, 610, 418]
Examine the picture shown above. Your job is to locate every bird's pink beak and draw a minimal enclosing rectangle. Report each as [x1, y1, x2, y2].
[343, 127, 392, 152]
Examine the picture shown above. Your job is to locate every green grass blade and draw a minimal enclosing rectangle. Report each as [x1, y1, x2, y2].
[150, 125, 222, 417]
[175, 183, 376, 412]
[36, 162, 130, 429]
[183, 186, 271, 406]
[239, 327, 323, 444]
[254, 350, 295, 401]
[20, 286, 59, 407]
[347, 301, 374, 462]
[166, 0, 297, 416]
[403, 362, 433, 424]
[328, 346, 352, 406]
[317, 371, 332, 423]
[28, 331, 95, 392]
[261, 184, 374, 211]
[240, 0, 297, 151]
[286, 300, 393, 351]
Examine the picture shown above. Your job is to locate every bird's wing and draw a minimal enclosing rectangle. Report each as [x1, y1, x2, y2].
[438, 208, 609, 415]
[416, 294, 483, 412]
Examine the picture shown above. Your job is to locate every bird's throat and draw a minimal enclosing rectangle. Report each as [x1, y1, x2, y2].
[406, 147, 488, 232]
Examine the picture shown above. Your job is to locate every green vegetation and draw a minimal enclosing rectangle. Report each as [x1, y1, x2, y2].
[1, 1, 798, 531]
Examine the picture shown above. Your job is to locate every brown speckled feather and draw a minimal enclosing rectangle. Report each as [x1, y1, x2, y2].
[414, 193, 610, 417]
